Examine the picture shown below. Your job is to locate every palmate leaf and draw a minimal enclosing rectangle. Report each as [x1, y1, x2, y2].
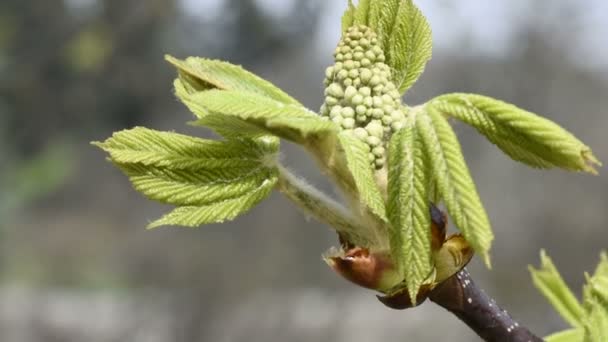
[182, 89, 337, 145]
[529, 250, 585, 327]
[174, 77, 279, 143]
[428, 93, 602, 174]
[117, 163, 276, 207]
[93, 127, 274, 170]
[337, 131, 387, 221]
[148, 175, 277, 229]
[417, 107, 493, 266]
[94, 127, 279, 229]
[341, 0, 433, 95]
[387, 116, 432, 304]
[386, 0, 433, 94]
[165, 55, 301, 106]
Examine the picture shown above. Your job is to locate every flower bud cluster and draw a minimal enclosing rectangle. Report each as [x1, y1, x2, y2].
[320, 25, 405, 169]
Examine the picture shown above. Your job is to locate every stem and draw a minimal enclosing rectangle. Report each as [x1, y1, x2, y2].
[429, 268, 543, 342]
[276, 165, 375, 247]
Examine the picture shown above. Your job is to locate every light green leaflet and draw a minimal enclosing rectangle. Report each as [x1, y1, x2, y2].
[417, 107, 493, 267]
[387, 116, 432, 305]
[544, 329, 584, 342]
[117, 163, 276, 207]
[183, 89, 337, 145]
[94, 127, 279, 228]
[428, 93, 601, 174]
[147, 176, 277, 229]
[165, 55, 301, 106]
[342, 0, 433, 95]
[530, 251, 608, 342]
[529, 250, 585, 327]
[337, 131, 387, 221]
[93, 127, 273, 170]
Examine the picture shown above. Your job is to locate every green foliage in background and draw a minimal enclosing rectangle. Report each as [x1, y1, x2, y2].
[95, 0, 601, 311]
[530, 251, 608, 342]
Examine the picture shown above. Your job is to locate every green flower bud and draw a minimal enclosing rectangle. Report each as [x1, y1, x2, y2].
[320, 24, 407, 169]
[372, 146, 386, 157]
[366, 121, 384, 138]
[326, 83, 344, 98]
[325, 96, 338, 106]
[342, 118, 356, 130]
[329, 106, 342, 118]
[366, 136, 381, 147]
[355, 105, 367, 116]
[341, 107, 355, 118]
[372, 96, 383, 108]
[352, 94, 364, 106]
[359, 86, 371, 97]
[344, 86, 357, 100]
[353, 127, 369, 140]
[391, 121, 404, 132]
[370, 75, 381, 86]
[372, 108, 384, 119]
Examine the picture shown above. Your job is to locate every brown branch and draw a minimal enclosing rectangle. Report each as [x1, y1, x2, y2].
[429, 268, 543, 342]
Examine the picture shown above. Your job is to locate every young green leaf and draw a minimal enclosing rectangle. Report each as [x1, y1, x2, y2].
[174, 77, 279, 143]
[387, 117, 432, 305]
[337, 131, 387, 221]
[368, 0, 400, 49]
[341, 0, 356, 33]
[544, 328, 584, 342]
[353, 0, 371, 25]
[417, 107, 493, 266]
[165, 55, 301, 106]
[93, 127, 273, 170]
[148, 174, 278, 229]
[117, 163, 275, 206]
[593, 252, 608, 279]
[387, 0, 433, 94]
[584, 299, 608, 342]
[428, 93, 602, 174]
[529, 250, 585, 327]
[183, 89, 337, 145]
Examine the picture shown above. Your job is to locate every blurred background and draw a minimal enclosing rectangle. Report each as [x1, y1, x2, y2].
[0, 0, 606, 341]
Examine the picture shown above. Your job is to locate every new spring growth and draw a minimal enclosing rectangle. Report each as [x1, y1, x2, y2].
[321, 25, 406, 169]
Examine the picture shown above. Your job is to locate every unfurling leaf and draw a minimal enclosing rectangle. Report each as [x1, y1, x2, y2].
[93, 127, 274, 170]
[544, 328, 584, 342]
[340, 0, 432, 95]
[368, 0, 400, 44]
[529, 250, 585, 327]
[165, 55, 301, 105]
[353, 0, 371, 25]
[583, 252, 608, 341]
[338, 131, 387, 221]
[387, 117, 432, 305]
[181, 89, 337, 145]
[147, 175, 277, 229]
[531, 251, 608, 341]
[386, 0, 432, 94]
[428, 93, 602, 174]
[117, 164, 276, 207]
[417, 107, 493, 267]
[341, 1, 356, 33]
[94, 127, 279, 228]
